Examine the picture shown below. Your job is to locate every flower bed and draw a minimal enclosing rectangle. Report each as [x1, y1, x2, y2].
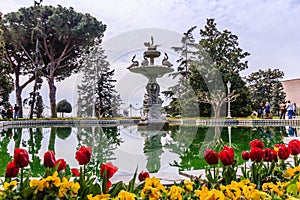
[1, 139, 300, 199]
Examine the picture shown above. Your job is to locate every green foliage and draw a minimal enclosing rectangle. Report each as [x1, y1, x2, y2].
[56, 99, 72, 117]
[166, 19, 252, 117]
[56, 127, 72, 140]
[0, 18, 13, 118]
[163, 26, 200, 117]
[34, 95, 44, 118]
[246, 68, 286, 114]
[3, 4, 106, 118]
[195, 18, 251, 117]
[77, 43, 120, 118]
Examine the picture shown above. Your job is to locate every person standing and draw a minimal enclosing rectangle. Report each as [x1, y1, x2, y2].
[13, 104, 19, 119]
[279, 102, 286, 119]
[265, 102, 271, 118]
[257, 103, 264, 118]
[286, 101, 293, 119]
[293, 103, 297, 118]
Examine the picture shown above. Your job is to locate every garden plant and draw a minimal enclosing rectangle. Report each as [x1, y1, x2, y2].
[1, 139, 300, 199]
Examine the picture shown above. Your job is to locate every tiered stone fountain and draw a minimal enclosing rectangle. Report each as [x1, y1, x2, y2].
[127, 36, 174, 129]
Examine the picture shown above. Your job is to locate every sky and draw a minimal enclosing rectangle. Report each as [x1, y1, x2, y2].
[1, 0, 300, 116]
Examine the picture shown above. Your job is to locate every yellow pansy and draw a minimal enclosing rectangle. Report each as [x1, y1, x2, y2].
[58, 179, 80, 198]
[38, 179, 49, 191]
[286, 168, 295, 177]
[3, 181, 17, 191]
[262, 182, 283, 197]
[116, 190, 136, 200]
[184, 179, 194, 191]
[206, 189, 225, 200]
[259, 191, 272, 200]
[141, 177, 167, 199]
[194, 185, 209, 198]
[168, 185, 184, 200]
[30, 179, 39, 187]
[45, 171, 61, 187]
[87, 193, 111, 200]
[71, 182, 80, 193]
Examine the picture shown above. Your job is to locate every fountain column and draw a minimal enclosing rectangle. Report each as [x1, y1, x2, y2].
[127, 37, 174, 128]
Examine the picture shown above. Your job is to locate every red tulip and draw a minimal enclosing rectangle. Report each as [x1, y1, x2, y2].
[14, 148, 29, 168]
[204, 148, 219, 165]
[5, 161, 20, 178]
[272, 150, 278, 162]
[75, 146, 92, 165]
[241, 151, 250, 161]
[250, 147, 264, 162]
[100, 162, 118, 179]
[55, 159, 67, 172]
[288, 139, 300, 155]
[276, 144, 290, 160]
[44, 150, 56, 168]
[71, 168, 81, 177]
[138, 171, 150, 181]
[264, 148, 275, 162]
[250, 139, 264, 149]
[224, 146, 234, 157]
[218, 146, 235, 166]
[106, 180, 112, 192]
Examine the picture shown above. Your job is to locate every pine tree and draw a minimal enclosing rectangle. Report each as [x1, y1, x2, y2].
[77, 42, 119, 118]
[95, 69, 116, 118]
[163, 26, 200, 117]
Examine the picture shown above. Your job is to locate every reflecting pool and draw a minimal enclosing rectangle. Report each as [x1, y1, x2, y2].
[0, 125, 297, 176]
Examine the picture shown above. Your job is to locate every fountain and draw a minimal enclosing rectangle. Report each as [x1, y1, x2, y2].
[127, 36, 174, 129]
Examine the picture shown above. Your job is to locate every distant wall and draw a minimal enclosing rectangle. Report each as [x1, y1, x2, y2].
[282, 79, 300, 105]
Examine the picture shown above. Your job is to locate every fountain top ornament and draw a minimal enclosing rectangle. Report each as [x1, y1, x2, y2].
[127, 36, 174, 129]
[127, 36, 174, 82]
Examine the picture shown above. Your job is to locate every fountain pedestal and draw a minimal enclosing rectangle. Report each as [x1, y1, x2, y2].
[127, 37, 174, 129]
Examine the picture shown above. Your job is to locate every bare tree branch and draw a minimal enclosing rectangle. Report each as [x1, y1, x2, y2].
[197, 89, 239, 118]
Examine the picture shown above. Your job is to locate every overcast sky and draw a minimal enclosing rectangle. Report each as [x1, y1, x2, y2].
[1, 0, 300, 114]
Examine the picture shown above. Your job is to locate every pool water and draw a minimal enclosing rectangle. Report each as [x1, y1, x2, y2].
[0, 125, 296, 176]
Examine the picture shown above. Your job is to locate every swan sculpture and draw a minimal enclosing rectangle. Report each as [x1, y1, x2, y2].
[141, 55, 149, 66]
[127, 55, 139, 69]
[162, 53, 173, 67]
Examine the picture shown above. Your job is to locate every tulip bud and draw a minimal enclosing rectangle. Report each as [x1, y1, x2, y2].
[5, 161, 20, 178]
[44, 150, 56, 168]
[241, 151, 250, 161]
[204, 148, 218, 165]
[14, 148, 29, 168]
[75, 146, 92, 165]
[138, 171, 150, 181]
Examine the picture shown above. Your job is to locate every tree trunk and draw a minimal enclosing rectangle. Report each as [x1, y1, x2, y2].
[48, 127, 56, 152]
[15, 72, 23, 118]
[213, 105, 221, 119]
[48, 77, 57, 118]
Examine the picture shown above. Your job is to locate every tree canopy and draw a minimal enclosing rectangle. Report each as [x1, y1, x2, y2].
[3, 4, 106, 117]
[57, 99, 72, 117]
[167, 19, 252, 118]
[0, 14, 14, 119]
[246, 68, 286, 114]
[196, 19, 251, 117]
[77, 42, 119, 118]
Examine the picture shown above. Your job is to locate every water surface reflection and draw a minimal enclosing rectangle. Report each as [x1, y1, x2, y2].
[0, 125, 296, 175]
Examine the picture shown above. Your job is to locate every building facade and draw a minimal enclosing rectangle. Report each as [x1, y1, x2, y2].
[281, 78, 300, 105]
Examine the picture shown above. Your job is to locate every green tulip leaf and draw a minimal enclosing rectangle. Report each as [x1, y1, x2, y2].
[109, 181, 124, 197]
